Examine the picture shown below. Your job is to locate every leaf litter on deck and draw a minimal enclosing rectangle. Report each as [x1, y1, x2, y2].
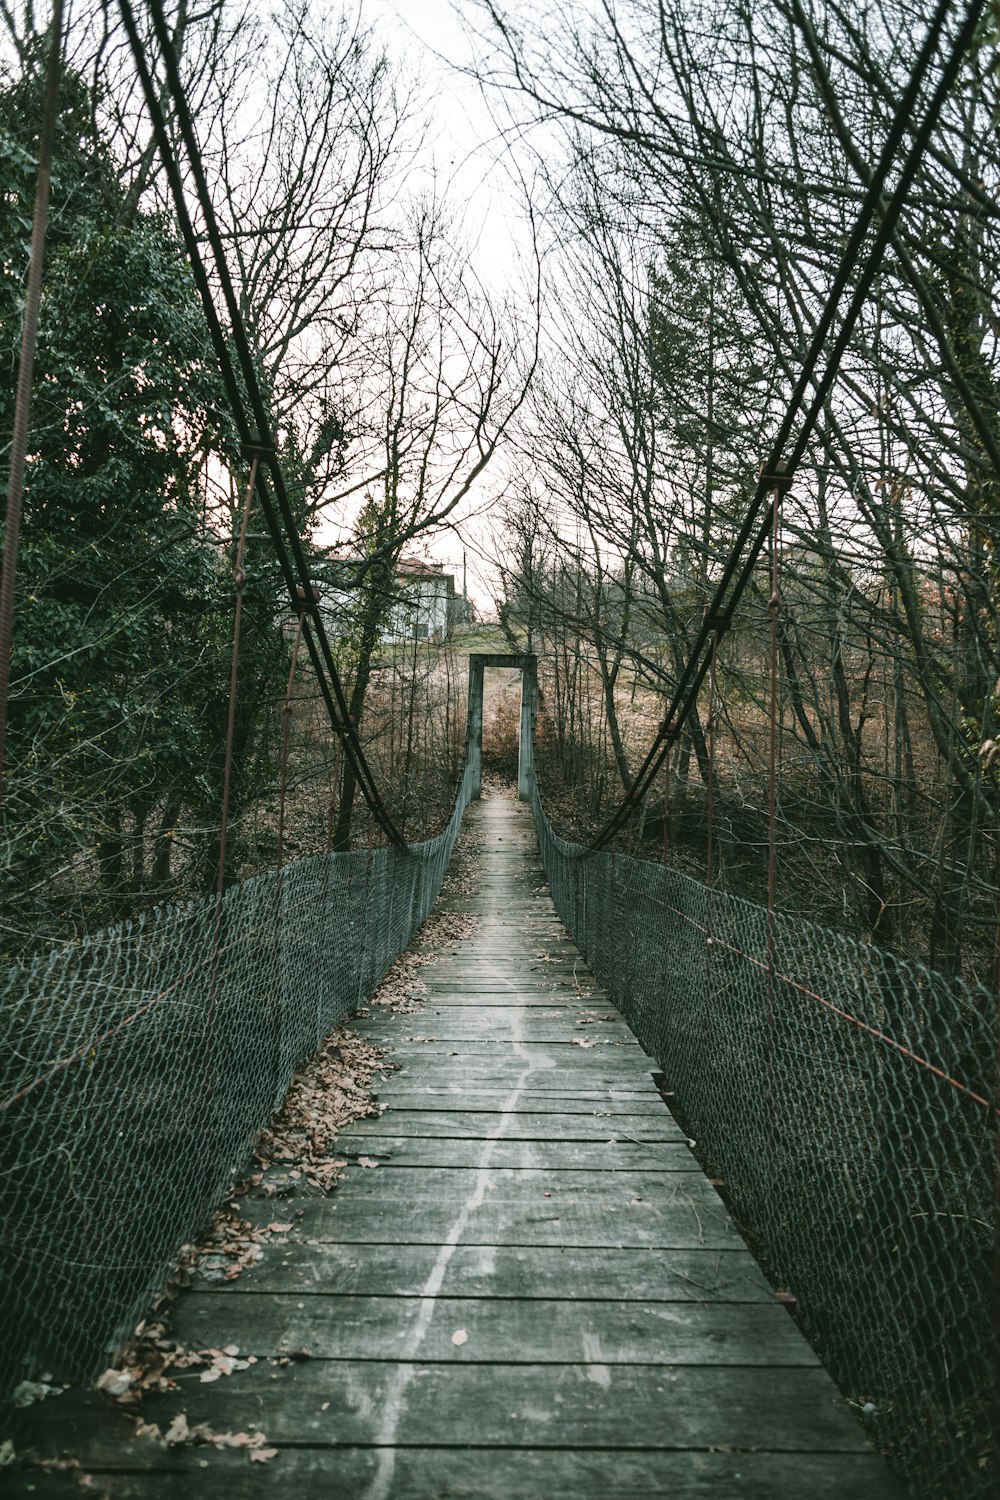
[10, 901, 480, 1480]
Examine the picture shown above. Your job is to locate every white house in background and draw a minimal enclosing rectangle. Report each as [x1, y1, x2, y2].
[315, 555, 464, 644]
[383, 559, 457, 642]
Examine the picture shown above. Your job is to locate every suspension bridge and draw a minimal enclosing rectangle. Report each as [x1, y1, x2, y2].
[2, 657, 992, 1497]
[1, 2, 996, 1496]
[5, 720, 913, 1499]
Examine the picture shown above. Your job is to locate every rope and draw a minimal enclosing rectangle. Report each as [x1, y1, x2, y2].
[276, 594, 307, 873]
[765, 481, 782, 1198]
[141, 0, 403, 844]
[590, 0, 989, 850]
[661, 736, 671, 864]
[216, 454, 259, 896]
[703, 625, 720, 1061]
[115, 0, 405, 847]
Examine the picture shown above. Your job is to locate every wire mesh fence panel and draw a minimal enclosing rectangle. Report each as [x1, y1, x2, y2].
[531, 779, 995, 1500]
[0, 760, 475, 1395]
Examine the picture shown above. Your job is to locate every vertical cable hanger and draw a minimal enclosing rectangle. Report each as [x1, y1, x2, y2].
[661, 725, 675, 866]
[216, 448, 260, 895]
[765, 473, 788, 1204]
[703, 612, 724, 1062]
[276, 588, 310, 874]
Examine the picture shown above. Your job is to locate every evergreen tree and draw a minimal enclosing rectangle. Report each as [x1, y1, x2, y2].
[0, 59, 284, 946]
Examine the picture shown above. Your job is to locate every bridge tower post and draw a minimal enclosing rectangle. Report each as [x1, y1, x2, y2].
[466, 653, 538, 802]
[466, 655, 485, 799]
[517, 655, 537, 803]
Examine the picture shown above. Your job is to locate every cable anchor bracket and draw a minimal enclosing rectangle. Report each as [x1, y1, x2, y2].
[759, 461, 794, 493]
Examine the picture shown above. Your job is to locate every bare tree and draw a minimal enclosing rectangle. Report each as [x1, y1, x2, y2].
[476, 0, 1000, 976]
[327, 196, 538, 846]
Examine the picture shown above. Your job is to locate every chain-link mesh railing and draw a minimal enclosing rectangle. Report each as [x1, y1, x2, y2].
[0, 759, 476, 1396]
[531, 779, 995, 1500]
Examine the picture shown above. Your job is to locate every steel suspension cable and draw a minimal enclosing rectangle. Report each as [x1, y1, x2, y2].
[786, 0, 1000, 479]
[590, 0, 989, 850]
[117, 0, 405, 846]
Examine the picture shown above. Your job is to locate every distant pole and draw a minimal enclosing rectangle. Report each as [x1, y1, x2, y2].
[0, 0, 64, 801]
[463, 551, 467, 605]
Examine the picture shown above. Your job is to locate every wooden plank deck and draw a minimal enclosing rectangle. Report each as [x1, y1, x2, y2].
[8, 796, 903, 1497]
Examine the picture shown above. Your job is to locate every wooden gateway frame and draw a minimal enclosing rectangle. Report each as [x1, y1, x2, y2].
[465, 653, 538, 802]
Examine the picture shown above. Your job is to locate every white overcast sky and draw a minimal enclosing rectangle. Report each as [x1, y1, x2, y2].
[366, 0, 530, 296]
[341, 2, 545, 608]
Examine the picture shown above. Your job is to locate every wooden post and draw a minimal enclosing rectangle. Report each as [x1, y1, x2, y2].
[466, 657, 485, 799]
[466, 653, 538, 802]
[518, 656, 537, 802]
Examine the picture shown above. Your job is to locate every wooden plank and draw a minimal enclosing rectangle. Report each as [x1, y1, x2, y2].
[434, 952, 598, 962]
[413, 992, 608, 1002]
[428, 957, 588, 964]
[409, 978, 606, 990]
[359, 1019, 639, 1040]
[242, 1192, 736, 1250]
[413, 972, 593, 981]
[355, 1015, 634, 1042]
[414, 986, 607, 995]
[332, 1137, 696, 1169]
[399, 994, 609, 1006]
[1, 1446, 907, 1500]
[205, 1242, 776, 1302]
[347, 1110, 684, 1140]
[366, 1038, 644, 1057]
[28, 1361, 878, 1452]
[385, 1051, 657, 1075]
[375, 1041, 643, 1056]
[374, 1091, 669, 1114]
[422, 988, 604, 998]
[426, 966, 597, 974]
[170, 1293, 821, 1366]
[381, 1079, 665, 1099]
[291, 1164, 716, 1195]
[432, 933, 582, 942]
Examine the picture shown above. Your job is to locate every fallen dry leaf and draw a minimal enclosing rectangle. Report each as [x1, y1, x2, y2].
[13, 1380, 63, 1407]
[21, 1008, 408, 1478]
[95, 1369, 132, 1398]
[187, 1424, 274, 1453]
[357, 1156, 379, 1169]
[451, 1329, 468, 1347]
[164, 1414, 189, 1447]
[253, 1028, 388, 1194]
